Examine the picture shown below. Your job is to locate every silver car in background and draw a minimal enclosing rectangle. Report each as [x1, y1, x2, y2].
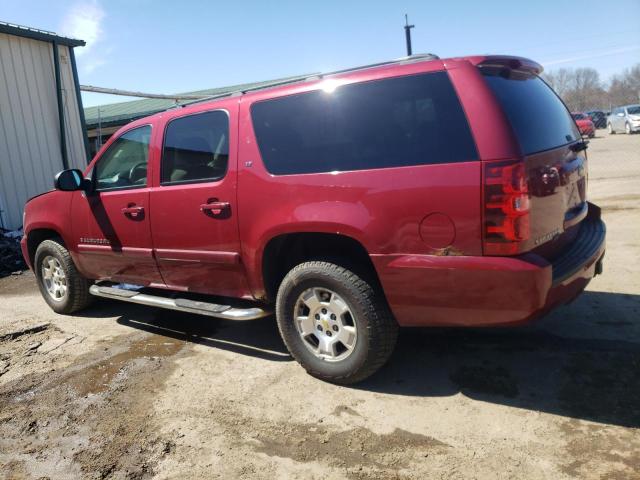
[608, 104, 640, 134]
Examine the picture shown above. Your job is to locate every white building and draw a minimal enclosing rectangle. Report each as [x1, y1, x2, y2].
[0, 22, 88, 230]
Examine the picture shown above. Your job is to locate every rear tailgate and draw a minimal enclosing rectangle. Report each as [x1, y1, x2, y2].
[480, 65, 587, 256]
[524, 145, 587, 256]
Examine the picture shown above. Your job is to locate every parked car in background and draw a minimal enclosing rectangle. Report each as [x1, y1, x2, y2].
[21, 54, 606, 384]
[571, 112, 595, 137]
[586, 110, 607, 129]
[608, 104, 640, 134]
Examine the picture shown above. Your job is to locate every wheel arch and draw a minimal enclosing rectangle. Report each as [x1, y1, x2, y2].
[260, 231, 382, 303]
[27, 228, 65, 267]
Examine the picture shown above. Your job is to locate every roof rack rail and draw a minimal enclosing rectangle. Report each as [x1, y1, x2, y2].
[181, 74, 316, 107]
[180, 53, 440, 108]
[316, 53, 440, 78]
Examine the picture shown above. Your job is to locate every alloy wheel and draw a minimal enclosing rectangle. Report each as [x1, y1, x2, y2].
[41, 255, 67, 301]
[294, 287, 357, 362]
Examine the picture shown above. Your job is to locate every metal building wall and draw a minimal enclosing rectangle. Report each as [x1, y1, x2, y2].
[0, 33, 86, 230]
[58, 44, 87, 172]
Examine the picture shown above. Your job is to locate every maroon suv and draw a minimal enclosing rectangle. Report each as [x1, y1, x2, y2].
[21, 54, 606, 383]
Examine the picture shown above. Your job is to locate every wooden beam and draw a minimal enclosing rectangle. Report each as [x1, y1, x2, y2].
[80, 84, 208, 100]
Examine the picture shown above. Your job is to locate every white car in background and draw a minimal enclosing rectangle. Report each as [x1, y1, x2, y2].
[608, 104, 640, 134]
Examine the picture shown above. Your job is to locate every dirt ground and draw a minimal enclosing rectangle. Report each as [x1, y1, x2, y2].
[1, 132, 639, 480]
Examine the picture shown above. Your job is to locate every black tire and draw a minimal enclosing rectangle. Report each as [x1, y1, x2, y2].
[276, 261, 398, 384]
[34, 238, 93, 314]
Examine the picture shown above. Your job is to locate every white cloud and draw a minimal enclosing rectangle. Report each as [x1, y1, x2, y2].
[60, 1, 106, 60]
[81, 56, 106, 74]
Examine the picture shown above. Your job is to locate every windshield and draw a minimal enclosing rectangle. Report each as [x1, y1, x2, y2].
[627, 105, 640, 115]
[481, 67, 580, 155]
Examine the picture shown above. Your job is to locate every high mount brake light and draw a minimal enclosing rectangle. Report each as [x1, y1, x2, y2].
[483, 160, 531, 255]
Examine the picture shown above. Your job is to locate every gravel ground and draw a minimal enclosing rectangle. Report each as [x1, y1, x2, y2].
[0, 132, 639, 480]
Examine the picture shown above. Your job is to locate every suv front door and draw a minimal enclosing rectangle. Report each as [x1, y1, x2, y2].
[71, 125, 164, 285]
[149, 107, 248, 298]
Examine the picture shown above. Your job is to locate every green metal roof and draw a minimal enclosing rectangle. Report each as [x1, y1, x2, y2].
[84, 74, 313, 129]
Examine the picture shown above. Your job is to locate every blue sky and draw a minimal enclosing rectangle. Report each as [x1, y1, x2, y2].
[1, 0, 639, 107]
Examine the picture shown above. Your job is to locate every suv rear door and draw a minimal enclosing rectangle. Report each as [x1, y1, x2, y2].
[148, 106, 248, 298]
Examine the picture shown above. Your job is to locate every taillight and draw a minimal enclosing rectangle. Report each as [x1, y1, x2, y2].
[483, 159, 531, 255]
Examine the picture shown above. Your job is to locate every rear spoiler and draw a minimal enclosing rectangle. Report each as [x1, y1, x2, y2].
[474, 56, 543, 75]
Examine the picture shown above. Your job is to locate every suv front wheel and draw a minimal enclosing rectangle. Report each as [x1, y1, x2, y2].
[34, 239, 93, 314]
[276, 261, 398, 384]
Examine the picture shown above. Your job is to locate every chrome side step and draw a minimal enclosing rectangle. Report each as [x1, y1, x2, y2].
[89, 285, 271, 321]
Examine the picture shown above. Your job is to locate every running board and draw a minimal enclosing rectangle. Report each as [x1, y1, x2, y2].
[89, 285, 271, 321]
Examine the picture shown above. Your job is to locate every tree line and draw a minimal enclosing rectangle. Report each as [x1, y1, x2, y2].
[543, 63, 640, 112]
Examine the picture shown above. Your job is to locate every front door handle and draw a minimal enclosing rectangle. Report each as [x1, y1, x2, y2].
[200, 201, 230, 216]
[122, 206, 144, 218]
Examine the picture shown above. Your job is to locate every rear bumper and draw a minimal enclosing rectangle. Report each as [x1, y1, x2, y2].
[372, 203, 606, 327]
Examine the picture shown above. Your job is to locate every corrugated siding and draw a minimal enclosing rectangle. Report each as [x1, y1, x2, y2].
[0, 33, 86, 230]
[58, 44, 87, 170]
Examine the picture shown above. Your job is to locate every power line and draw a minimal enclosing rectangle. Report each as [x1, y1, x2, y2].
[542, 45, 640, 67]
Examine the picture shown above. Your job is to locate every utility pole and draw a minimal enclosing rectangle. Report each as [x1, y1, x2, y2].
[404, 14, 414, 56]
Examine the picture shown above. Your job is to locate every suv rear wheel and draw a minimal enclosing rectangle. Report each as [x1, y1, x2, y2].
[34, 239, 93, 314]
[276, 261, 398, 384]
[608, 123, 615, 134]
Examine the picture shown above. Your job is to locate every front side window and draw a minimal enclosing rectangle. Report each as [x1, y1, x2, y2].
[250, 72, 478, 175]
[481, 68, 580, 155]
[161, 110, 229, 184]
[94, 125, 151, 190]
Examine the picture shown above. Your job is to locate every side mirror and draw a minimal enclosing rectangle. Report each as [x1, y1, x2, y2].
[54, 169, 87, 191]
[617, 112, 625, 117]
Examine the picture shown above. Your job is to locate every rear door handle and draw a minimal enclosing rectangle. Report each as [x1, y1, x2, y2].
[122, 206, 144, 218]
[200, 201, 230, 215]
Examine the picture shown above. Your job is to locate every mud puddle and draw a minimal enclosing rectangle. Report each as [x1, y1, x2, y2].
[68, 334, 183, 396]
[0, 331, 186, 479]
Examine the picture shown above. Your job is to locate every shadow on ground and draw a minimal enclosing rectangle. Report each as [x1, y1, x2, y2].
[93, 290, 639, 428]
[359, 290, 640, 428]
[108, 306, 292, 362]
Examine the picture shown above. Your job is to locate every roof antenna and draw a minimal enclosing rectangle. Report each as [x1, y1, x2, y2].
[404, 14, 415, 56]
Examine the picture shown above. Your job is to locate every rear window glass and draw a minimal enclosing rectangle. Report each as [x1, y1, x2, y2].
[250, 72, 478, 175]
[481, 68, 580, 155]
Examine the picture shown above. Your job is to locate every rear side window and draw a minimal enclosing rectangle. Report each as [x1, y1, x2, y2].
[161, 110, 229, 184]
[251, 72, 477, 175]
[481, 68, 580, 155]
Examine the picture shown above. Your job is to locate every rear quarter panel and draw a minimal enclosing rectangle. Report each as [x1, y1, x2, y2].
[237, 62, 484, 299]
